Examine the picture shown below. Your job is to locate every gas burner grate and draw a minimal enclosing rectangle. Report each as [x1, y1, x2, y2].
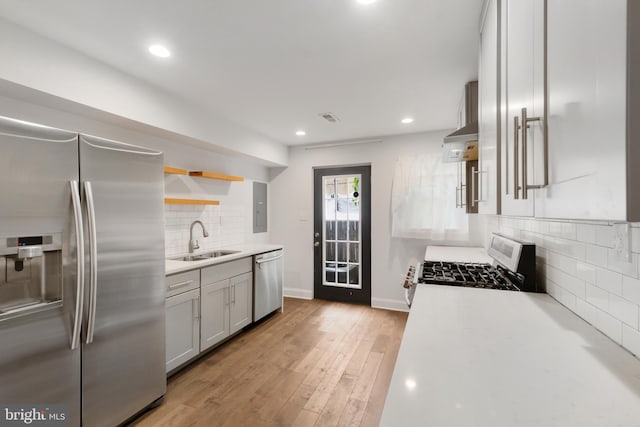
[418, 261, 521, 291]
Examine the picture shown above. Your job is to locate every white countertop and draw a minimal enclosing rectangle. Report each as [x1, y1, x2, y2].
[381, 285, 640, 426]
[165, 243, 283, 275]
[424, 245, 492, 264]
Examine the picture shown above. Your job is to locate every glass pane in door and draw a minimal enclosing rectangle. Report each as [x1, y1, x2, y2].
[322, 174, 361, 289]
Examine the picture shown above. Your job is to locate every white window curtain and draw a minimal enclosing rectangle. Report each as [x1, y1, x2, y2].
[391, 155, 469, 240]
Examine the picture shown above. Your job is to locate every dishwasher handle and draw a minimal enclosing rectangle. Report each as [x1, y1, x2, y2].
[255, 254, 283, 268]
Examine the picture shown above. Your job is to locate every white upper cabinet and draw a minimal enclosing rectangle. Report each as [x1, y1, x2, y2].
[538, 0, 639, 221]
[478, 0, 501, 214]
[500, 0, 545, 217]
[486, 0, 640, 221]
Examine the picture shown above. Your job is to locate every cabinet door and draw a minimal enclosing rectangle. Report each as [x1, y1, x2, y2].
[166, 289, 200, 373]
[478, 0, 500, 214]
[200, 279, 230, 351]
[229, 272, 253, 335]
[501, 0, 543, 217]
[537, 0, 627, 220]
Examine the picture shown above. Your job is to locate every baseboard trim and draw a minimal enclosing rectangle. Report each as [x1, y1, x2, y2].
[371, 297, 409, 312]
[284, 287, 313, 300]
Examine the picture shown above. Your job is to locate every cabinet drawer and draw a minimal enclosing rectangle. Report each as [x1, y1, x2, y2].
[201, 257, 252, 285]
[166, 269, 200, 298]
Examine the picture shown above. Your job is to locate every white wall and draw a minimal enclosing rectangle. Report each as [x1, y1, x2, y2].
[270, 131, 484, 310]
[485, 216, 640, 358]
[0, 94, 271, 257]
[0, 17, 288, 166]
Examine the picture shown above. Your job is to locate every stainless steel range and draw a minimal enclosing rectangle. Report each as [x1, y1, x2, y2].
[404, 234, 538, 307]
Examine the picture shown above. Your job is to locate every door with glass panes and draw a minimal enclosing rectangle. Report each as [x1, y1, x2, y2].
[313, 166, 371, 304]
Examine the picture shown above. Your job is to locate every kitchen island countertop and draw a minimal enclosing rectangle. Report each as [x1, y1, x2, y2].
[165, 243, 283, 275]
[381, 284, 640, 426]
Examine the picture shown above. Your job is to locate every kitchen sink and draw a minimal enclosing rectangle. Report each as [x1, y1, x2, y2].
[171, 250, 240, 262]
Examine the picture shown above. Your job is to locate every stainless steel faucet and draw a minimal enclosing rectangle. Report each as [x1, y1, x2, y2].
[189, 220, 209, 253]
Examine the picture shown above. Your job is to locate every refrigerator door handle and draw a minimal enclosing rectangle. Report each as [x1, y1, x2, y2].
[84, 181, 98, 344]
[70, 180, 85, 350]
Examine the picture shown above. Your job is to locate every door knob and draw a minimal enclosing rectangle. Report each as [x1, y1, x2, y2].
[314, 242, 320, 247]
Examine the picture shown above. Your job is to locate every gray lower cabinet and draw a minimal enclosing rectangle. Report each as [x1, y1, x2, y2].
[200, 279, 229, 351]
[165, 269, 201, 373]
[165, 256, 255, 373]
[229, 272, 253, 334]
[200, 258, 253, 351]
[165, 289, 200, 373]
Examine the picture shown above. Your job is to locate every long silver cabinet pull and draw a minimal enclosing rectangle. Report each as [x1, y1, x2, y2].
[70, 181, 84, 350]
[232, 286, 236, 304]
[521, 107, 546, 193]
[513, 116, 519, 200]
[473, 169, 487, 204]
[168, 280, 193, 290]
[84, 181, 98, 344]
[193, 296, 200, 320]
[471, 166, 477, 207]
[521, 108, 529, 199]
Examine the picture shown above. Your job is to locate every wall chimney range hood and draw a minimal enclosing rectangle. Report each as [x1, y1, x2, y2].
[443, 81, 479, 162]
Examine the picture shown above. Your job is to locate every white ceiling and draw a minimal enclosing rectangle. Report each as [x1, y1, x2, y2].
[0, 0, 482, 146]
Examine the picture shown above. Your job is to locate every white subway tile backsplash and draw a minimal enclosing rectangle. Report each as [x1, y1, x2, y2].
[576, 223, 597, 244]
[632, 227, 640, 254]
[548, 282, 577, 312]
[606, 250, 639, 279]
[494, 216, 640, 356]
[595, 267, 623, 296]
[609, 294, 639, 328]
[586, 284, 609, 311]
[595, 225, 615, 248]
[547, 266, 586, 299]
[546, 252, 577, 276]
[500, 227, 521, 240]
[520, 231, 544, 247]
[622, 276, 640, 306]
[585, 244, 608, 266]
[543, 236, 586, 261]
[575, 299, 599, 325]
[534, 220, 550, 235]
[622, 325, 640, 357]
[575, 261, 596, 284]
[163, 202, 247, 257]
[548, 222, 577, 240]
[593, 309, 623, 344]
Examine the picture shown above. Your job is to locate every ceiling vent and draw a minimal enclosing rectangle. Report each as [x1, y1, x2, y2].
[318, 112, 340, 123]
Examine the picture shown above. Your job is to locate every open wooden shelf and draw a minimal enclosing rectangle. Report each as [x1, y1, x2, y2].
[163, 166, 188, 175]
[188, 171, 244, 182]
[164, 198, 220, 206]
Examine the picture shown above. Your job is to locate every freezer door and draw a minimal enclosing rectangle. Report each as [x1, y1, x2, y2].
[0, 116, 81, 426]
[79, 135, 166, 426]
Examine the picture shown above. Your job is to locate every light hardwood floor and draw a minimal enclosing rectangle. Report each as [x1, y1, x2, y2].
[131, 297, 408, 427]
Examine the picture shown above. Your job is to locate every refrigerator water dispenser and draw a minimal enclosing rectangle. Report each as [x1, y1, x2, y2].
[0, 233, 63, 319]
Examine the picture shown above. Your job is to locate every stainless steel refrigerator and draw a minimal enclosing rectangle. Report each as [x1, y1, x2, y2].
[0, 116, 166, 426]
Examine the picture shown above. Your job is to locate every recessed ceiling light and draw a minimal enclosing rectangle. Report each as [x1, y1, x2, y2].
[405, 378, 417, 390]
[148, 44, 171, 58]
[296, 130, 306, 136]
[357, 0, 377, 4]
[401, 117, 414, 124]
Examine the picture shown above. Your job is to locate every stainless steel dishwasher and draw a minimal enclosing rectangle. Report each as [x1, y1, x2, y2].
[254, 249, 283, 321]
